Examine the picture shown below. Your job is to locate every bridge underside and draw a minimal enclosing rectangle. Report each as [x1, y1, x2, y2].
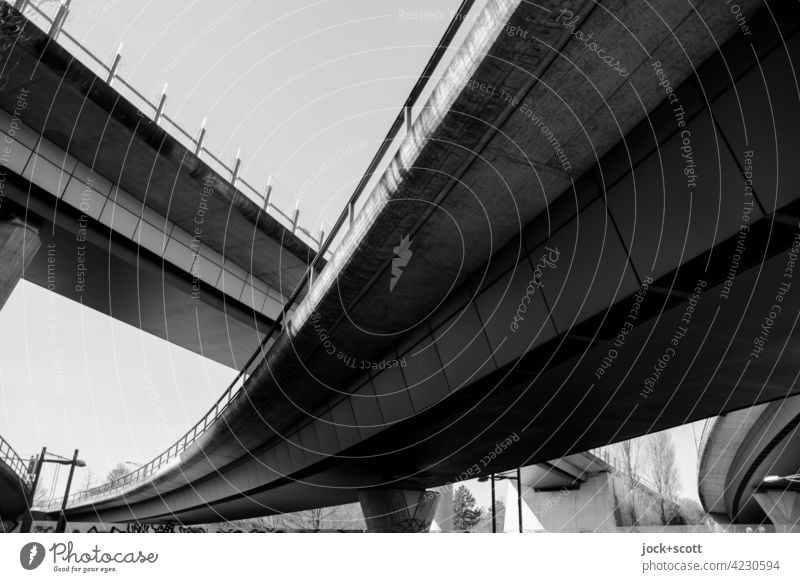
[52, 0, 800, 523]
[0, 463, 29, 521]
[700, 394, 800, 525]
[0, 5, 321, 367]
[61, 244, 800, 524]
[2, 172, 273, 368]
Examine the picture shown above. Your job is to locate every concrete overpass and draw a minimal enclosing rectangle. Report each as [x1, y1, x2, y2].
[0, 1, 319, 367]
[28, 0, 800, 531]
[469, 451, 681, 532]
[699, 394, 800, 531]
[0, 433, 32, 528]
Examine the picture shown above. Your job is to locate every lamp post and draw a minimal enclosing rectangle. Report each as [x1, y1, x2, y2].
[761, 473, 800, 489]
[479, 469, 524, 533]
[55, 449, 86, 533]
[762, 473, 800, 485]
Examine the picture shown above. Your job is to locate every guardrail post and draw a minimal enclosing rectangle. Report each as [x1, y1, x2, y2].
[195, 118, 207, 156]
[318, 223, 325, 250]
[263, 175, 273, 212]
[404, 105, 413, 134]
[154, 82, 168, 125]
[107, 44, 123, 86]
[348, 200, 355, 228]
[291, 201, 300, 234]
[231, 149, 242, 187]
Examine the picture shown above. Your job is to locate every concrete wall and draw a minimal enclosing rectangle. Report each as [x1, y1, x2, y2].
[523, 473, 618, 532]
[0, 219, 40, 309]
[521, 471, 682, 532]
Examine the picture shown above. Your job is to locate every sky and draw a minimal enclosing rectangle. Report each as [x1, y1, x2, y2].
[44, 0, 483, 235]
[1, 0, 706, 506]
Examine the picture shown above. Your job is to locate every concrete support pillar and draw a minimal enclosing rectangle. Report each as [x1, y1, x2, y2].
[357, 488, 440, 533]
[0, 219, 41, 309]
[432, 483, 454, 532]
[754, 490, 800, 532]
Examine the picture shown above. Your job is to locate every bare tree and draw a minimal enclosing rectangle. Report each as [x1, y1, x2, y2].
[80, 469, 95, 491]
[309, 506, 333, 529]
[279, 506, 337, 530]
[33, 485, 49, 506]
[646, 432, 681, 524]
[677, 498, 708, 525]
[606, 438, 645, 525]
[104, 463, 128, 484]
[322, 503, 365, 530]
[226, 503, 365, 531]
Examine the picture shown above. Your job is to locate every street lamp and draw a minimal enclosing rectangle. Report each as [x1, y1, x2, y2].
[478, 468, 523, 533]
[22, 447, 86, 533]
[762, 473, 800, 485]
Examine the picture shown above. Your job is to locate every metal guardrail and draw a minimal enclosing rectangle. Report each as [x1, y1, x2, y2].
[0, 434, 33, 487]
[696, 417, 717, 456]
[34, 0, 475, 511]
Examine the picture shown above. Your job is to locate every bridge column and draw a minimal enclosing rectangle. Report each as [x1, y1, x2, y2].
[432, 483, 454, 532]
[357, 488, 440, 533]
[0, 219, 41, 309]
[754, 490, 800, 532]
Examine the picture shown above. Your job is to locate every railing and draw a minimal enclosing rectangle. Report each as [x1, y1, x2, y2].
[0, 433, 33, 487]
[35, 0, 476, 511]
[696, 417, 717, 456]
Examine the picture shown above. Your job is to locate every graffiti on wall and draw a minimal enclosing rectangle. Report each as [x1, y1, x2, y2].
[1, 520, 364, 533]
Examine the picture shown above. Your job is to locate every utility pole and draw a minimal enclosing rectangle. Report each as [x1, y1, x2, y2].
[20, 446, 46, 533]
[482, 471, 523, 533]
[55, 449, 81, 533]
[517, 467, 523, 533]
[19, 448, 87, 533]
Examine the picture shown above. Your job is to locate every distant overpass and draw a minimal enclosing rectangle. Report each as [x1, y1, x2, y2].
[25, 0, 800, 531]
[699, 394, 800, 531]
[0, 1, 320, 367]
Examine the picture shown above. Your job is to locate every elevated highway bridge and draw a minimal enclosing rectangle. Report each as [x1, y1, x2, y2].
[3, 0, 798, 531]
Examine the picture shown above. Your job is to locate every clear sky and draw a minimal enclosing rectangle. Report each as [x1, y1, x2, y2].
[1, 0, 706, 505]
